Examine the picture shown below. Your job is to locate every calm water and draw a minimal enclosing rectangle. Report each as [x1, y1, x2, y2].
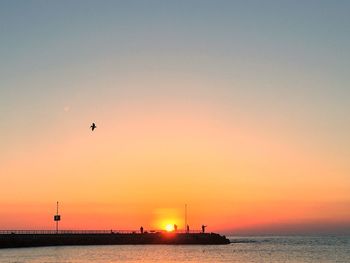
[0, 236, 349, 263]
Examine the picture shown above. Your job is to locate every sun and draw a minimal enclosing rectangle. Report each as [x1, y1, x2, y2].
[165, 224, 174, 232]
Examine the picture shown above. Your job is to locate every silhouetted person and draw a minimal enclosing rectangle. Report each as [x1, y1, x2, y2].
[90, 123, 96, 131]
[186, 225, 190, 233]
[201, 225, 207, 233]
[140, 226, 144, 234]
[174, 224, 177, 232]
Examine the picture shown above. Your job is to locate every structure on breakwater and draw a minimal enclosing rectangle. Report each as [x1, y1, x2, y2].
[0, 230, 230, 248]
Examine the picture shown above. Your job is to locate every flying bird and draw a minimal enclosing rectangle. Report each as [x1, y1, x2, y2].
[90, 123, 96, 131]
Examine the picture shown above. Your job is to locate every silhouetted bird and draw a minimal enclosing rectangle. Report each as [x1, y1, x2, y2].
[90, 123, 96, 131]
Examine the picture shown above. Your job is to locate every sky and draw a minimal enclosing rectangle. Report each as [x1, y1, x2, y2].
[1, 0, 350, 235]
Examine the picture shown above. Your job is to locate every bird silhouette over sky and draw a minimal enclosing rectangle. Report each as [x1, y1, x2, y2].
[90, 123, 96, 131]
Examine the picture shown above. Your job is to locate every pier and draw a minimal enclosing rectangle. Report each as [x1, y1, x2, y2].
[0, 230, 230, 248]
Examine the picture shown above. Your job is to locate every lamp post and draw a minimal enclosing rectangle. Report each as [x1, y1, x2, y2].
[54, 201, 61, 233]
[185, 204, 188, 233]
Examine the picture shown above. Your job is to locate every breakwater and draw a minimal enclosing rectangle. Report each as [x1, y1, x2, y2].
[0, 230, 230, 248]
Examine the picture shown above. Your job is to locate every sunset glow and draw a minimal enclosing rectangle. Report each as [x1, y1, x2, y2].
[165, 224, 174, 232]
[1, 1, 350, 236]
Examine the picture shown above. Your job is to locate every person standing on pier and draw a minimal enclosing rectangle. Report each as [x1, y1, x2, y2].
[201, 225, 207, 233]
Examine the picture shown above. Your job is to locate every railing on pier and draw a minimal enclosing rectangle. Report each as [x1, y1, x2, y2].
[0, 229, 202, 235]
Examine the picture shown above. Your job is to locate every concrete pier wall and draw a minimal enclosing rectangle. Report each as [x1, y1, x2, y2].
[0, 232, 230, 248]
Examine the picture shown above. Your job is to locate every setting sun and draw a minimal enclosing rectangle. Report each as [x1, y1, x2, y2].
[165, 224, 174, 232]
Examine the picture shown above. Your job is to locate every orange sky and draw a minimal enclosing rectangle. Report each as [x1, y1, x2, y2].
[1, 1, 350, 235]
[1, 101, 349, 234]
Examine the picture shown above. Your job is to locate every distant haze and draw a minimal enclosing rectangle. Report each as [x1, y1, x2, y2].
[0, 0, 349, 235]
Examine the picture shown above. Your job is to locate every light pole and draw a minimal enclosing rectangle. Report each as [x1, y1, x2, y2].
[54, 201, 61, 233]
[185, 204, 187, 233]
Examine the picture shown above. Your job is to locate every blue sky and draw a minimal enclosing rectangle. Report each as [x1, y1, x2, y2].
[2, 0, 350, 156]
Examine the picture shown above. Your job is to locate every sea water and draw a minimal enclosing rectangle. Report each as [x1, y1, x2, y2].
[0, 236, 349, 263]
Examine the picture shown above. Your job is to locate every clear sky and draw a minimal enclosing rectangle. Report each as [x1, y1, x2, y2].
[1, 0, 350, 234]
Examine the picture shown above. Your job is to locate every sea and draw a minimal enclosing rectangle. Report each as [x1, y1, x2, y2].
[0, 236, 349, 263]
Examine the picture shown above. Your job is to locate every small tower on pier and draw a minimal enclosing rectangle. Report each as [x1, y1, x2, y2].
[54, 201, 61, 233]
[185, 204, 188, 233]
